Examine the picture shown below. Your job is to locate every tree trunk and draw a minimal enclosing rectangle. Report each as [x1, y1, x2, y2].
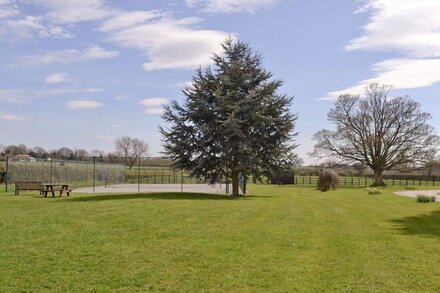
[231, 159, 240, 196]
[372, 169, 385, 186]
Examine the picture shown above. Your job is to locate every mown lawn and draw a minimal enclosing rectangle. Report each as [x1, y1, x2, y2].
[1, 185, 440, 291]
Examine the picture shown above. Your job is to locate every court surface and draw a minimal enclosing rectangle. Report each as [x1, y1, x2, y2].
[74, 183, 228, 194]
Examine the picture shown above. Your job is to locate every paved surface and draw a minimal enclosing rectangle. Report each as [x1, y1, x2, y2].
[394, 190, 440, 201]
[74, 183, 228, 194]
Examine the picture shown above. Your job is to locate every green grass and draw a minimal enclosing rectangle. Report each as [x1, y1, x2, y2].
[1, 185, 440, 291]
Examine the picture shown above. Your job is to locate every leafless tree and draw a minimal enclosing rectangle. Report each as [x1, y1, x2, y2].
[74, 149, 89, 159]
[311, 84, 439, 186]
[115, 136, 149, 169]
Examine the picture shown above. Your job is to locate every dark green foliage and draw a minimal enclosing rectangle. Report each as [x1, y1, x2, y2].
[160, 38, 297, 195]
[317, 169, 340, 191]
[416, 195, 436, 203]
[269, 170, 295, 185]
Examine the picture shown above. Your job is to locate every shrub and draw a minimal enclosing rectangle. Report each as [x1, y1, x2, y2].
[317, 169, 340, 191]
[366, 187, 381, 194]
[416, 194, 436, 203]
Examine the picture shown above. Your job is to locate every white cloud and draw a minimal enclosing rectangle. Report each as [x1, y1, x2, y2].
[114, 94, 130, 100]
[14, 45, 119, 66]
[0, 89, 28, 103]
[325, 58, 440, 99]
[0, 1, 19, 19]
[145, 107, 164, 115]
[346, 0, 440, 58]
[94, 134, 114, 142]
[327, 0, 440, 99]
[1, 114, 26, 121]
[32, 0, 116, 24]
[139, 97, 169, 107]
[45, 73, 72, 84]
[186, 0, 280, 14]
[3, 15, 73, 39]
[99, 10, 162, 32]
[140, 98, 168, 115]
[102, 15, 230, 70]
[67, 100, 103, 110]
[38, 87, 103, 96]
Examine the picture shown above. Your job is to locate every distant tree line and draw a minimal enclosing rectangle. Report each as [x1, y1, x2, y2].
[0, 144, 99, 160]
[0, 136, 150, 166]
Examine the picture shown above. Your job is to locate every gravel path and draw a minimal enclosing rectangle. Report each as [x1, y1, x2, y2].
[394, 190, 440, 201]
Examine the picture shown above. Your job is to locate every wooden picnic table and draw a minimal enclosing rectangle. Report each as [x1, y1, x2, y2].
[42, 183, 71, 197]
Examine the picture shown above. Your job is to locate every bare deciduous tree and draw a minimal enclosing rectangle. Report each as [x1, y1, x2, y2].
[311, 84, 439, 186]
[115, 136, 149, 169]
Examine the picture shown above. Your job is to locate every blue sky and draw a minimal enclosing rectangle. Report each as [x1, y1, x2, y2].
[1, 0, 440, 164]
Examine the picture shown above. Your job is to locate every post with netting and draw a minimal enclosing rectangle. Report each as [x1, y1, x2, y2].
[181, 169, 183, 192]
[5, 156, 9, 192]
[50, 157, 53, 184]
[93, 157, 96, 193]
[137, 157, 141, 193]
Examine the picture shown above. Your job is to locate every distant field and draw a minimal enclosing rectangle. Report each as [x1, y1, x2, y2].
[1, 185, 440, 291]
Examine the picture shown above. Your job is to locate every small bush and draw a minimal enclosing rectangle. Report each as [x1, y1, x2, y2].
[366, 187, 381, 194]
[416, 194, 436, 203]
[317, 169, 340, 191]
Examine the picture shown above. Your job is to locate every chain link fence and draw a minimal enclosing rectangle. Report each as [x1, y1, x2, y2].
[3, 156, 246, 195]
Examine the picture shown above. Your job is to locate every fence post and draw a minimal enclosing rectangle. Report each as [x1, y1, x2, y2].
[50, 158, 53, 184]
[181, 170, 183, 192]
[137, 157, 141, 193]
[92, 157, 96, 193]
[5, 156, 9, 192]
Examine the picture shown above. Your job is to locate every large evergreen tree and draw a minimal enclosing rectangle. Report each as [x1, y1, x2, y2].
[160, 39, 297, 196]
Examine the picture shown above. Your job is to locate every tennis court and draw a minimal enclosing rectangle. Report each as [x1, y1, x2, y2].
[74, 183, 230, 194]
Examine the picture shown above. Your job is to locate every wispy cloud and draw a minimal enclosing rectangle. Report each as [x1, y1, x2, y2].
[1, 113, 26, 121]
[13, 45, 119, 66]
[186, 0, 280, 14]
[325, 58, 440, 98]
[0, 89, 29, 103]
[94, 134, 114, 142]
[32, 0, 116, 24]
[139, 97, 169, 107]
[326, 0, 440, 99]
[3, 15, 73, 39]
[38, 87, 103, 96]
[45, 73, 72, 84]
[114, 94, 130, 100]
[346, 0, 440, 58]
[102, 14, 230, 71]
[67, 99, 103, 110]
[139, 97, 168, 115]
[0, 1, 19, 20]
[99, 10, 162, 32]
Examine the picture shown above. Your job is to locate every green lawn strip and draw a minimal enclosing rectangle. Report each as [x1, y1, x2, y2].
[1, 186, 440, 291]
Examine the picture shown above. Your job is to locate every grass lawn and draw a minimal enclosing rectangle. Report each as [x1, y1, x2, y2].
[1, 185, 440, 291]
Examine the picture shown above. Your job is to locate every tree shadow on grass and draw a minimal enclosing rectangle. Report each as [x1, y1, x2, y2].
[390, 209, 440, 238]
[63, 192, 260, 202]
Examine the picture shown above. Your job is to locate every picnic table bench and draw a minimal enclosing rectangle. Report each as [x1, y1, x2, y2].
[14, 181, 44, 195]
[42, 184, 71, 197]
[13, 181, 72, 197]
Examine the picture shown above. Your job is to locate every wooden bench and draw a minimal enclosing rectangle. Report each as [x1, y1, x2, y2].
[14, 181, 44, 195]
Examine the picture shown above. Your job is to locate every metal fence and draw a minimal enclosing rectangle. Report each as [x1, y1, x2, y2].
[3, 156, 246, 195]
[293, 176, 440, 187]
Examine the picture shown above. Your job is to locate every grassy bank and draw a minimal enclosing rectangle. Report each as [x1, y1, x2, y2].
[1, 185, 440, 291]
